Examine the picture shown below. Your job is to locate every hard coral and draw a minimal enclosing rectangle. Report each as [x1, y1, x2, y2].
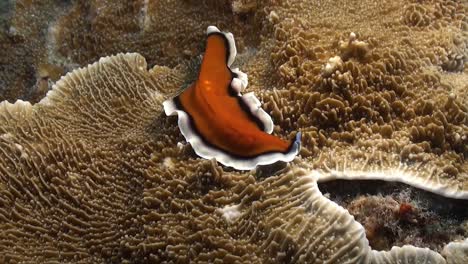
[0, 53, 457, 263]
[320, 180, 467, 253]
[54, 0, 255, 68]
[0, 0, 71, 103]
[255, 0, 468, 198]
[0, 0, 467, 262]
[0, 0, 260, 103]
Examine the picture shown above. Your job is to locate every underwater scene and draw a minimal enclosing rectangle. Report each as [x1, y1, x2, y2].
[0, 0, 467, 263]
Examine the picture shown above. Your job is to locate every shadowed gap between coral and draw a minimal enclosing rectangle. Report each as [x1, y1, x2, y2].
[318, 179, 467, 252]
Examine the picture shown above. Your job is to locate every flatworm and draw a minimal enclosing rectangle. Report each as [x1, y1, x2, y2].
[163, 26, 301, 170]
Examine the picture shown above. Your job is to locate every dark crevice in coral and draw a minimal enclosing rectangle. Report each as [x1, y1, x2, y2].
[0, 0, 74, 103]
[0, 0, 12, 30]
[318, 179, 467, 252]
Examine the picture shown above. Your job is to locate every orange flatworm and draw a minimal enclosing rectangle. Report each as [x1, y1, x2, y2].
[164, 26, 301, 170]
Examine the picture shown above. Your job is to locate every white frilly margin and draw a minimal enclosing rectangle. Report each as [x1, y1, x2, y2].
[163, 99, 300, 170]
[207, 26, 237, 67]
[206, 26, 273, 134]
[164, 26, 300, 170]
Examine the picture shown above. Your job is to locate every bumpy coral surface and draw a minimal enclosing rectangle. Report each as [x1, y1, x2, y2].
[251, 0, 468, 198]
[53, 0, 254, 67]
[0, 54, 370, 263]
[0, 0, 255, 103]
[0, 0, 71, 103]
[0, 0, 467, 263]
[0, 52, 463, 264]
[320, 180, 468, 252]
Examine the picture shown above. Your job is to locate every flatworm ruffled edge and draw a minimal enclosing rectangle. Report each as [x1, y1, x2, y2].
[231, 69, 274, 134]
[163, 26, 301, 170]
[164, 98, 300, 170]
[207, 26, 236, 67]
[206, 26, 274, 134]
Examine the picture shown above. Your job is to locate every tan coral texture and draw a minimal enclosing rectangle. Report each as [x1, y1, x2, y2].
[254, 0, 468, 198]
[0, 53, 460, 264]
[0, 0, 70, 103]
[0, 0, 467, 263]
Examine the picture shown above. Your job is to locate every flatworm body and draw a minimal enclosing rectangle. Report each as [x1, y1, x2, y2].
[163, 26, 301, 170]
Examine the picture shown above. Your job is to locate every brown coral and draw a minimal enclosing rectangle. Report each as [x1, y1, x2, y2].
[0, 53, 455, 263]
[319, 180, 468, 253]
[53, 0, 256, 68]
[0, 0, 260, 103]
[0, 0, 467, 262]
[251, 0, 468, 196]
[0, 0, 71, 103]
[403, 4, 433, 27]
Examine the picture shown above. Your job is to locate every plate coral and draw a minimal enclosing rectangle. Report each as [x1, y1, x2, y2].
[0, 0, 467, 263]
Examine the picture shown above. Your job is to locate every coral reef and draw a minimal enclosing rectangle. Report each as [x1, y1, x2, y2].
[0, 0, 71, 103]
[256, 0, 468, 198]
[0, 52, 465, 263]
[53, 0, 252, 67]
[0, 54, 367, 263]
[0, 0, 257, 103]
[0, 0, 467, 263]
[319, 180, 468, 252]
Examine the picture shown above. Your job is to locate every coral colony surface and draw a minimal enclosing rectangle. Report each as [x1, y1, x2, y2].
[0, 0, 467, 263]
